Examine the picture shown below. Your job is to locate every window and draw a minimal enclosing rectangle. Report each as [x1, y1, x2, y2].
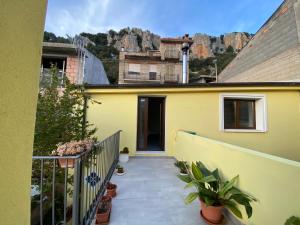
[128, 64, 140, 75]
[149, 65, 157, 80]
[224, 99, 255, 129]
[220, 94, 267, 132]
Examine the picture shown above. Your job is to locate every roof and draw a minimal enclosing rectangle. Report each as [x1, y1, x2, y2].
[218, 0, 300, 82]
[86, 82, 300, 89]
[42, 42, 77, 56]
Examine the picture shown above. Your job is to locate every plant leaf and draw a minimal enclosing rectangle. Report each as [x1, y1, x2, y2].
[196, 161, 211, 177]
[230, 194, 253, 218]
[219, 175, 239, 197]
[200, 175, 217, 183]
[177, 174, 192, 183]
[184, 181, 196, 189]
[225, 201, 243, 219]
[185, 192, 198, 204]
[191, 162, 203, 180]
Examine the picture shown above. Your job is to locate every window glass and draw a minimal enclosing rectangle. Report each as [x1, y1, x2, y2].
[224, 100, 236, 129]
[239, 101, 255, 128]
[224, 99, 256, 129]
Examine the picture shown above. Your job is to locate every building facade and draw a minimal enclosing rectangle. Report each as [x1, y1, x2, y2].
[118, 36, 193, 84]
[85, 83, 300, 225]
[218, 0, 300, 82]
[41, 42, 109, 87]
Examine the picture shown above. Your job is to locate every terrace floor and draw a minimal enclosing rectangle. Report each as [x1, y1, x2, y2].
[107, 156, 237, 225]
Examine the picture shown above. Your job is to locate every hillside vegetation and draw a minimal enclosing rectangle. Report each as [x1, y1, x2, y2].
[43, 29, 246, 83]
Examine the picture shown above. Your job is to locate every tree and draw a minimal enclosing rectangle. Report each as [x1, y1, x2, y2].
[226, 45, 234, 53]
[80, 32, 120, 84]
[33, 66, 98, 156]
[43, 31, 70, 43]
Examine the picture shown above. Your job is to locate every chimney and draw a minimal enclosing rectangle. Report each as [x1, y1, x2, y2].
[181, 34, 191, 84]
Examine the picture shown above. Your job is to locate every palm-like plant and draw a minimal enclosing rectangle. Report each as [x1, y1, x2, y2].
[178, 161, 257, 219]
[174, 160, 190, 174]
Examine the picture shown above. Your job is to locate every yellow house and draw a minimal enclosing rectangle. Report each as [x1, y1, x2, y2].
[86, 83, 300, 224]
[0, 1, 47, 225]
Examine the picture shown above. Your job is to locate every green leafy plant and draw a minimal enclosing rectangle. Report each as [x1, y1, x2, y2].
[34, 65, 98, 156]
[285, 216, 300, 225]
[174, 160, 189, 174]
[178, 161, 257, 219]
[120, 147, 129, 154]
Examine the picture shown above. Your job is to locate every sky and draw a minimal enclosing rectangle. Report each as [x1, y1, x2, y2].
[45, 0, 283, 37]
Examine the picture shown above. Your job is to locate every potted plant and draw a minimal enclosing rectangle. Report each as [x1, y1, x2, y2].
[119, 147, 129, 163]
[285, 216, 300, 225]
[95, 200, 111, 225]
[51, 139, 94, 168]
[101, 195, 112, 205]
[178, 161, 257, 225]
[174, 160, 189, 175]
[116, 165, 125, 176]
[106, 182, 117, 198]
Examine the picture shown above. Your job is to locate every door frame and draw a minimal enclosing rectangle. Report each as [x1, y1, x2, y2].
[136, 96, 166, 152]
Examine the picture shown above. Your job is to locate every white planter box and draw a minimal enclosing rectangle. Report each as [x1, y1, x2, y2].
[119, 153, 129, 163]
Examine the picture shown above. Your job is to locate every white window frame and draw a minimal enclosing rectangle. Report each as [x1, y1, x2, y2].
[219, 93, 267, 133]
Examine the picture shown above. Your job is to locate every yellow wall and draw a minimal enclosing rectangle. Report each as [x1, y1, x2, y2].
[0, 1, 47, 224]
[87, 88, 300, 161]
[173, 130, 300, 225]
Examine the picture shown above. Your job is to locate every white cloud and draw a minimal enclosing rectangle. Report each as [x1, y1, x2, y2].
[45, 0, 114, 36]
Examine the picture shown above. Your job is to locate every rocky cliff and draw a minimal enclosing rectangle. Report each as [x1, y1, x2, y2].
[107, 27, 160, 52]
[191, 32, 253, 58]
[107, 28, 252, 58]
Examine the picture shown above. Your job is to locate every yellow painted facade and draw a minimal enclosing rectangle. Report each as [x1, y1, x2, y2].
[0, 1, 47, 224]
[86, 86, 300, 161]
[174, 130, 300, 225]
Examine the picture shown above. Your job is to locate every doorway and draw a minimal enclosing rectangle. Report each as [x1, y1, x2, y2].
[137, 96, 165, 151]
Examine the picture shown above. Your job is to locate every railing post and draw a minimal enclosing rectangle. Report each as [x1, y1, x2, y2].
[72, 158, 81, 225]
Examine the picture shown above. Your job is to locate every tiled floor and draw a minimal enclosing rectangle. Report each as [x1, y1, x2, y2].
[108, 156, 236, 225]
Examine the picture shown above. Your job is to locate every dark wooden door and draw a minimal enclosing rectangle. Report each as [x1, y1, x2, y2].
[137, 97, 149, 150]
[137, 97, 165, 151]
[159, 98, 165, 150]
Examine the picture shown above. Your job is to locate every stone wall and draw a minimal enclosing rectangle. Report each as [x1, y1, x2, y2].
[219, 0, 300, 82]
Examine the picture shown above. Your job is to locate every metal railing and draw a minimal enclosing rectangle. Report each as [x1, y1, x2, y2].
[31, 131, 121, 225]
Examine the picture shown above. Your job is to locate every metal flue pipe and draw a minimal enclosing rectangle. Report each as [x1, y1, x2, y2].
[182, 42, 189, 84]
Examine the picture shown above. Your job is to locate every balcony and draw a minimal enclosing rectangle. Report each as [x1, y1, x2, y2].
[123, 72, 162, 83]
[123, 72, 180, 83]
[31, 131, 121, 225]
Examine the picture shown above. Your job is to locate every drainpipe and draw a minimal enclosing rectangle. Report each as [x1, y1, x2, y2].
[182, 42, 189, 84]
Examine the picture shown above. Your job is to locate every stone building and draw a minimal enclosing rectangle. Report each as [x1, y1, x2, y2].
[218, 0, 300, 82]
[41, 42, 109, 87]
[118, 36, 193, 84]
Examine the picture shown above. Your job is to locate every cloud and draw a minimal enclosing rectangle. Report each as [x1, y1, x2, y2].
[45, 0, 114, 36]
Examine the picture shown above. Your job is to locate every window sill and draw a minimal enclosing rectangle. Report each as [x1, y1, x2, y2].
[223, 129, 267, 133]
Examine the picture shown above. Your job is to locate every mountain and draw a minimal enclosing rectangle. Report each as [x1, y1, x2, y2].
[106, 27, 252, 58]
[44, 28, 253, 83]
[107, 27, 160, 52]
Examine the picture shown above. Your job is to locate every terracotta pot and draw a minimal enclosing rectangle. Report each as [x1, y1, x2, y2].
[96, 203, 111, 224]
[106, 183, 117, 198]
[200, 200, 224, 224]
[58, 158, 75, 168]
[101, 195, 112, 204]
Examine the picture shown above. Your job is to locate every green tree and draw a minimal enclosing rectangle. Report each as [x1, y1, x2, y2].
[43, 31, 70, 43]
[80, 32, 120, 84]
[34, 66, 98, 156]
